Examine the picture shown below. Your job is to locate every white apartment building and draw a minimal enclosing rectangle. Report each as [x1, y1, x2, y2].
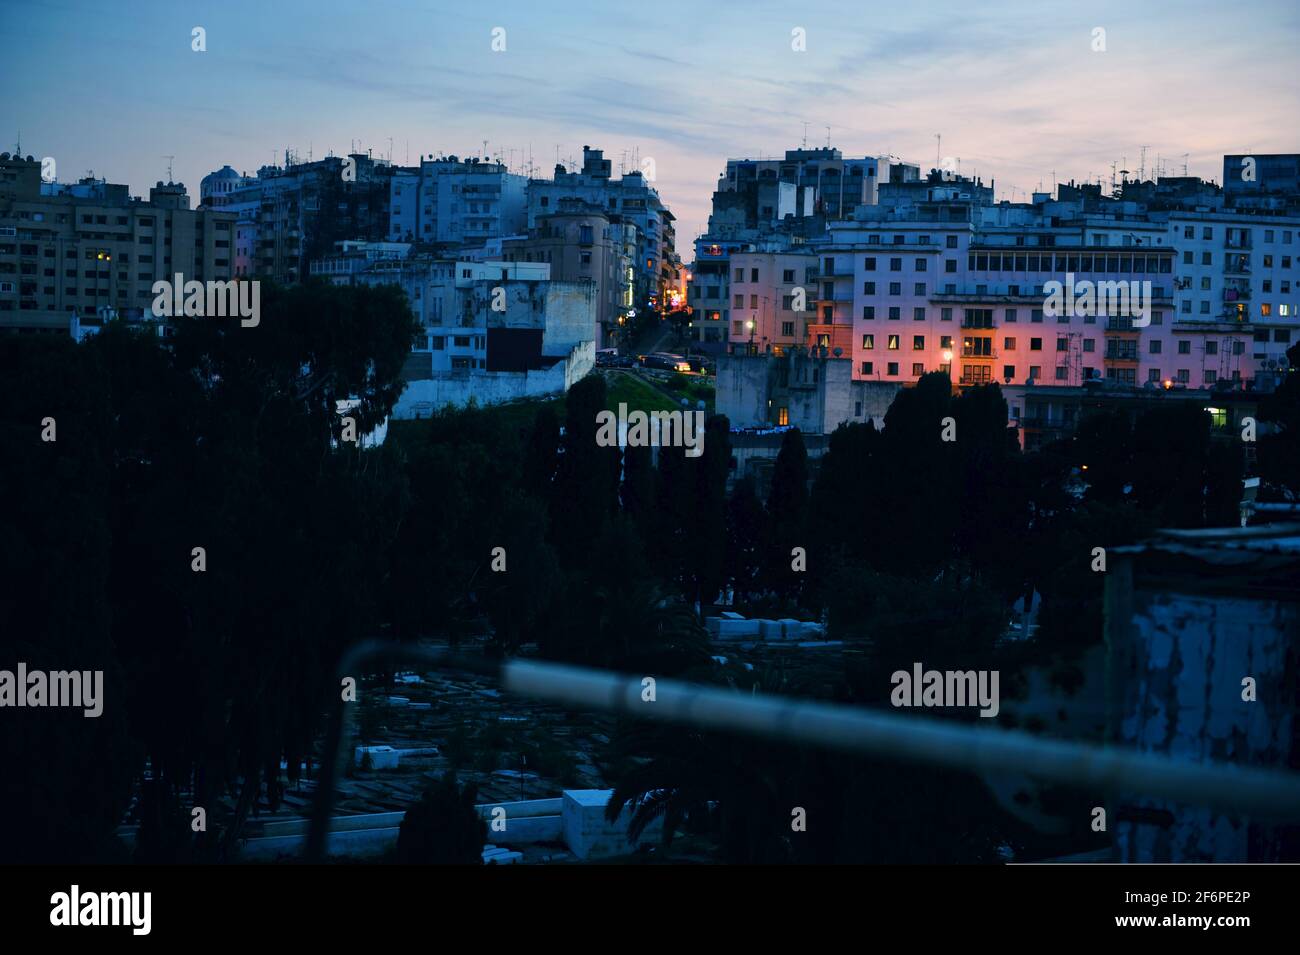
[390, 156, 527, 247]
[808, 173, 1300, 393]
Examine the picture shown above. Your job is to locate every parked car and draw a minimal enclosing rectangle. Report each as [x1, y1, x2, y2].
[642, 353, 692, 373]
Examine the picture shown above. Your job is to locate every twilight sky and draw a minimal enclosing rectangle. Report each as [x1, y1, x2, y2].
[3, 0, 1297, 249]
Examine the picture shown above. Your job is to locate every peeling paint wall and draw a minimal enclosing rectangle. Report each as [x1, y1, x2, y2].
[1110, 579, 1299, 861]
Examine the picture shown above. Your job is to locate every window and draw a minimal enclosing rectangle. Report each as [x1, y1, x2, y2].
[912, 363, 925, 376]
[734, 268, 744, 282]
[1178, 340, 1191, 354]
[889, 282, 901, 295]
[1005, 308, 1017, 322]
[946, 235, 958, 249]
[887, 362, 899, 376]
[863, 281, 876, 294]
[914, 283, 926, 295]
[1056, 337, 1069, 351]
[783, 269, 795, 282]
[1083, 338, 1096, 352]
[861, 361, 873, 374]
[1149, 339, 1162, 354]
[1055, 367, 1069, 381]
[1004, 337, 1016, 351]
[862, 306, 875, 320]
[945, 259, 956, 273]
[889, 258, 902, 271]
[887, 335, 900, 350]
[863, 257, 876, 271]
[781, 321, 794, 336]
[751, 268, 759, 282]
[915, 258, 927, 271]
[1003, 365, 1015, 379]
[913, 335, 925, 350]
[913, 307, 926, 321]
[1206, 340, 1218, 355]
[888, 307, 901, 320]
[863, 334, 875, 349]
[1030, 338, 1042, 351]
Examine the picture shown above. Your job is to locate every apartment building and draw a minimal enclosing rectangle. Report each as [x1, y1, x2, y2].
[399, 155, 527, 247]
[716, 147, 921, 225]
[688, 146, 921, 354]
[807, 166, 1299, 392]
[1, 152, 236, 335]
[501, 197, 634, 344]
[527, 146, 679, 310]
[200, 153, 395, 284]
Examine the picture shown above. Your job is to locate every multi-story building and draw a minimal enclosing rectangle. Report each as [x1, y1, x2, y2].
[688, 147, 920, 354]
[200, 153, 397, 284]
[1, 152, 236, 335]
[399, 155, 527, 247]
[527, 146, 678, 310]
[308, 240, 593, 412]
[805, 165, 1299, 394]
[714, 147, 921, 227]
[1222, 154, 1300, 214]
[501, 197, 634, 345]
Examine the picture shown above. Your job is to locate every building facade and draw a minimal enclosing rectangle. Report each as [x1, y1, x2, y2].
[2, 152, 236, 335]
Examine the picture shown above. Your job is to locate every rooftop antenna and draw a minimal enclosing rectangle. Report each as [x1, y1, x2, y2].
[1182, 153, 1189, 176]
[162, 155, 175, 182]
[802, 122, 809, 148]
[1139, 145, 1148, 181]
[388, 137, 393, 162]
[935, 134, 941, 169]
[825, 125, 831, 148]
[482, 139, 489, 162]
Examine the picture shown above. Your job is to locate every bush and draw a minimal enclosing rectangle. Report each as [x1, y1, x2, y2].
[393, 773, 487, 865]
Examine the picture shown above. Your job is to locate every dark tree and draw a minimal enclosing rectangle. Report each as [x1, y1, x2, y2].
[394, 774, 488, 865]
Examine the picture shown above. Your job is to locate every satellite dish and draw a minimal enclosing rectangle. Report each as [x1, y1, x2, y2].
[832, 347, 843, 357]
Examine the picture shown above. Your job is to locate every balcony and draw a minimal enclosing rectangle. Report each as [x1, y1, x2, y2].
[1225, 235, 1252, 250]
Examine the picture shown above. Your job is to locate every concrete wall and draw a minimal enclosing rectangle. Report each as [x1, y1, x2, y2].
[1107, 533, 1300, 862]
[717, 352, 901, 432]
[392, 341, 593, 417]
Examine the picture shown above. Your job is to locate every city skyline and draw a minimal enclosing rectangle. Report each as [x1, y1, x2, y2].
[4, 0, 1299, 241]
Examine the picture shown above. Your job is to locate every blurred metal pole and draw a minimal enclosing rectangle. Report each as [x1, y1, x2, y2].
[305, 644, 1300, 861]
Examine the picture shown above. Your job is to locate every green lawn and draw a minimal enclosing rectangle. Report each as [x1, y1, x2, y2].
[386, 368, 704, 450]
